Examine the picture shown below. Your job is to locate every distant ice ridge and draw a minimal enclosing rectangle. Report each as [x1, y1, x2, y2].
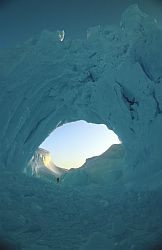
[26, 144, 124, 187]
[0, 5, 162, 186]
[25, 148, 67, 182]
[62, 144, 124, 187]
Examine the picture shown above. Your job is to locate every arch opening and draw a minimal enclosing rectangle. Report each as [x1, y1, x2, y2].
[25, 120, 121, 182]
[40, 120, 121, 169]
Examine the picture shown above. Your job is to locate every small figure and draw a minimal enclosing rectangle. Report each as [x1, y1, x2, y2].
[56, 177, 60, 183]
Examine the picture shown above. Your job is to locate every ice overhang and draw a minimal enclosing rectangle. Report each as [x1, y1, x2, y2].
[0, 5, 162, 178]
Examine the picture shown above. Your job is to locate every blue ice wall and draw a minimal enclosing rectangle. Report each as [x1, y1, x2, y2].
[0, 5, 162, 250]
[0, 5, 162, 178]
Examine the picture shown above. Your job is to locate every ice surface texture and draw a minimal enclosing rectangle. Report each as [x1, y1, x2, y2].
[1, 5, 162, 250]
[0, 5, 162, 183]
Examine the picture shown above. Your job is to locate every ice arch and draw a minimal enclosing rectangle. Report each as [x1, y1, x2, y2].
[0, 5, 162, 179]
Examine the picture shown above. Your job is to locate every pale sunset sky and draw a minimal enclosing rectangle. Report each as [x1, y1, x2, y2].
[40, 121, 120, 169]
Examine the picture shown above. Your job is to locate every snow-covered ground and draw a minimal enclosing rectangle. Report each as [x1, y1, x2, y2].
[0, 144, 162, 249]
[0, 171, 161, 249]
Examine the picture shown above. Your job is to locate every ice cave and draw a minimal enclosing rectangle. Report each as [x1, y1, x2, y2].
[0, 4, 162, 250]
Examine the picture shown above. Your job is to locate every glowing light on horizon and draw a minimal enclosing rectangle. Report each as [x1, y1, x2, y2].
[40, 120, 120, 169]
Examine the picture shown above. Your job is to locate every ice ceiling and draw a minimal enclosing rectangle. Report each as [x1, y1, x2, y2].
[0, 5, 162, 180]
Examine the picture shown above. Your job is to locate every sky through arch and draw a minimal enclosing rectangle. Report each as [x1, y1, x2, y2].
[40, 120, 120, 169]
